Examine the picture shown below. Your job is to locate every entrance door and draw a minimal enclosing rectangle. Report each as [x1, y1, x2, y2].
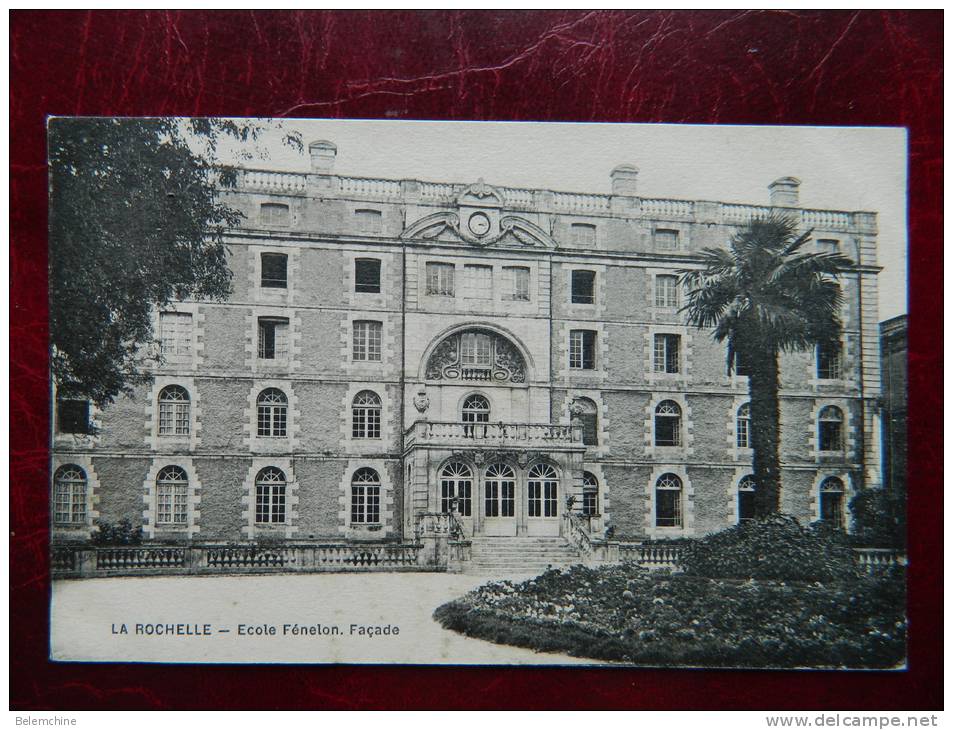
[482, 463, 517, 536]
[526, 463, 560, 536]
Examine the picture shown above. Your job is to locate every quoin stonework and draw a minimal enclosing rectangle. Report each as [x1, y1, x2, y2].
[51, 140, 884, 573]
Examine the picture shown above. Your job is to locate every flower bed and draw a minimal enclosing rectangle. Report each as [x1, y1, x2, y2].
[433, 564, 906, 668]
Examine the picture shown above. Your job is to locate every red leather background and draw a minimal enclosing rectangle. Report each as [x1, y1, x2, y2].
[10, 10, 942, 710]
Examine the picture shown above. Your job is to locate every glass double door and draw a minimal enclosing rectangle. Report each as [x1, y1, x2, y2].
[438, 460, 561, 537]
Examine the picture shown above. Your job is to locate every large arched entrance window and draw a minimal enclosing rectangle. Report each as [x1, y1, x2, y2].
[527, 463, 559, 518]
[484, 463, 516, 518]
[440, 461, 473, 517]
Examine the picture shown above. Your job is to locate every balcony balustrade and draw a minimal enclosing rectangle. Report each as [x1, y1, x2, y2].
[405, 420, 582, 449]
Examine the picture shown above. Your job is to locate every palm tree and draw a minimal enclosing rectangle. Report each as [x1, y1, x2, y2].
[680, 214, 854, 516]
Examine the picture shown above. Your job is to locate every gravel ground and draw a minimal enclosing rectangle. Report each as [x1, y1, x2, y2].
[51, 571, 596, 665]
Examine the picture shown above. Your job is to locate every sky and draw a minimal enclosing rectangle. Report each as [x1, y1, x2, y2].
[219, 120, 907, 321]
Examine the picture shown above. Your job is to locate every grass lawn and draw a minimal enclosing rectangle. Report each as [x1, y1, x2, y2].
[434, 563, 906, 668]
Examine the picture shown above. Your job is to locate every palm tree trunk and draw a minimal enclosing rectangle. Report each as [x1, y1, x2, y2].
[749, 350, 782, 515]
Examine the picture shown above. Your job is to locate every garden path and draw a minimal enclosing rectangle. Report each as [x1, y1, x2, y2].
[51, 571, 596, 665]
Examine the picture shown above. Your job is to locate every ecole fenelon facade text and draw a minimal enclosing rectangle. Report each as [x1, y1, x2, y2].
[51, 141, 884, 564]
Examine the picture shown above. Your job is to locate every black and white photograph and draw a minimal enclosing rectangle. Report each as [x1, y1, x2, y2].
[47, 118, 907, 668]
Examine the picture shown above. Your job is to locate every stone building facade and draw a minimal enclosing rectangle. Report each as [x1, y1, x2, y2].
[51, 141, 884, 550]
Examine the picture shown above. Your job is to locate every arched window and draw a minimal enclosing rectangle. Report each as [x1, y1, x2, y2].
[571, 398, 598, 446]
[53, 465, 87, 525]
[461, 394, 490, 423]
[257, 388, 288, 437]
[528, 463, 559, 518]
[440, 462, 473, 517]
[738, 475, 757, 521]
[818, 406, 844, 451]
[736, 403, 751, 449]
[156, 465, 189, 525]
[582, 472, 599, 516]
[819, 477, 845, 528]
[352, 390, 382, 439]
[255, 467, 286, 524]
[351, 467, 381, 524]
[655, 473, 683, 528]
[158, 385, 190, 436]
[484, 463, 515, 518]
[654, 400, 682, 447]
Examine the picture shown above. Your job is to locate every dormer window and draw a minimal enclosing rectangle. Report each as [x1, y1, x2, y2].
[355, 209, 382, 235]
[571, 223, 596, 247]
[655, 229, 679, 251]
[260, 203, 290, 227]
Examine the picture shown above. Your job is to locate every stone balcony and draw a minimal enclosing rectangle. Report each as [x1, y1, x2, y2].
[404, 420, 583, 451]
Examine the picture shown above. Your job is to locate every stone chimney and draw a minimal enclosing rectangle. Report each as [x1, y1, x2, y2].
[768, 176, 801, 207]
[610, 164, 639, 196]
[309, 140, 337, 175]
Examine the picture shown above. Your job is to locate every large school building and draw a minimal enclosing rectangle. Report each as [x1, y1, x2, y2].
[51, 141, 883, 568]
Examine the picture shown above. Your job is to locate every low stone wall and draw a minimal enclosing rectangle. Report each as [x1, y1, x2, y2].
[51, 542, 432, 578]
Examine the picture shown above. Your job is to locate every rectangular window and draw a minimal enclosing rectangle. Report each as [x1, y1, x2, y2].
[57, 399, 90, 434]
[655, 275, 678, 308]
[653, 334, 681, 374]
[463, 264, 493, 300]
[157, 484, 188, 525]
[54, 484, 87, 525]
[260, 203, 290, 227]
[258, 318, 289, 360]
[817, 342, 843, 380]
[502, 266, 530, 301]
[255, 484, 286, 524]
[655, 229, 679, 250]
[580, 413, 598, 446]
[460, 332, 493, 367]
[426, 262, 455, 296]
[158, 402, 190, 436]
[818, 238, 840, 253]
[260, 253, 288, 288]
[571, 223, 597, 247]
[355, 208, 382, 234]
[354, 258, 382, 293]
[352, 320, 383, 362]
[569, 330, 596, 370]
[582, 490, 598, 516]
[656, 489, 682, 527]
[571, 270, 596, 304]
[158, 312, 193, 357]
[351, 485, 381, 524]
[733, 351, 751, 377]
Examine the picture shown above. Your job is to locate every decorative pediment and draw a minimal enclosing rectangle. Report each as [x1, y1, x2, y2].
[456, 178, 505, 207]
[401, 212, 556, 248]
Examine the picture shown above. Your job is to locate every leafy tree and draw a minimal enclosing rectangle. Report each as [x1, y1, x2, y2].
[680, 214, 854, 515]
[49, 118, 299, 405]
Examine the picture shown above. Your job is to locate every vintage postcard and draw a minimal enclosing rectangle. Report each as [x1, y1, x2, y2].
[48, 119, 907, 667]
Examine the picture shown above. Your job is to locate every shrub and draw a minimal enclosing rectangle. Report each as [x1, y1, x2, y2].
[849, 489, 906, 549]
[677, 513, 859, 582]
[434, 565, 905, 668]
[91, 518, 143, 546]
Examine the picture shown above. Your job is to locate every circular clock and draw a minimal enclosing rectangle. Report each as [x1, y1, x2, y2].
[468, 211, 491, 237]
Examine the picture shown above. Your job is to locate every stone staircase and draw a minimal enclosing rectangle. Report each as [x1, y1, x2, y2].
[465, 536, 584, 576]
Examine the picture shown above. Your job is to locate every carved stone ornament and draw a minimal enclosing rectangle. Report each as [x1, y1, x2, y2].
[412, 389, 430, 414]
[425, 329, 527, 384]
